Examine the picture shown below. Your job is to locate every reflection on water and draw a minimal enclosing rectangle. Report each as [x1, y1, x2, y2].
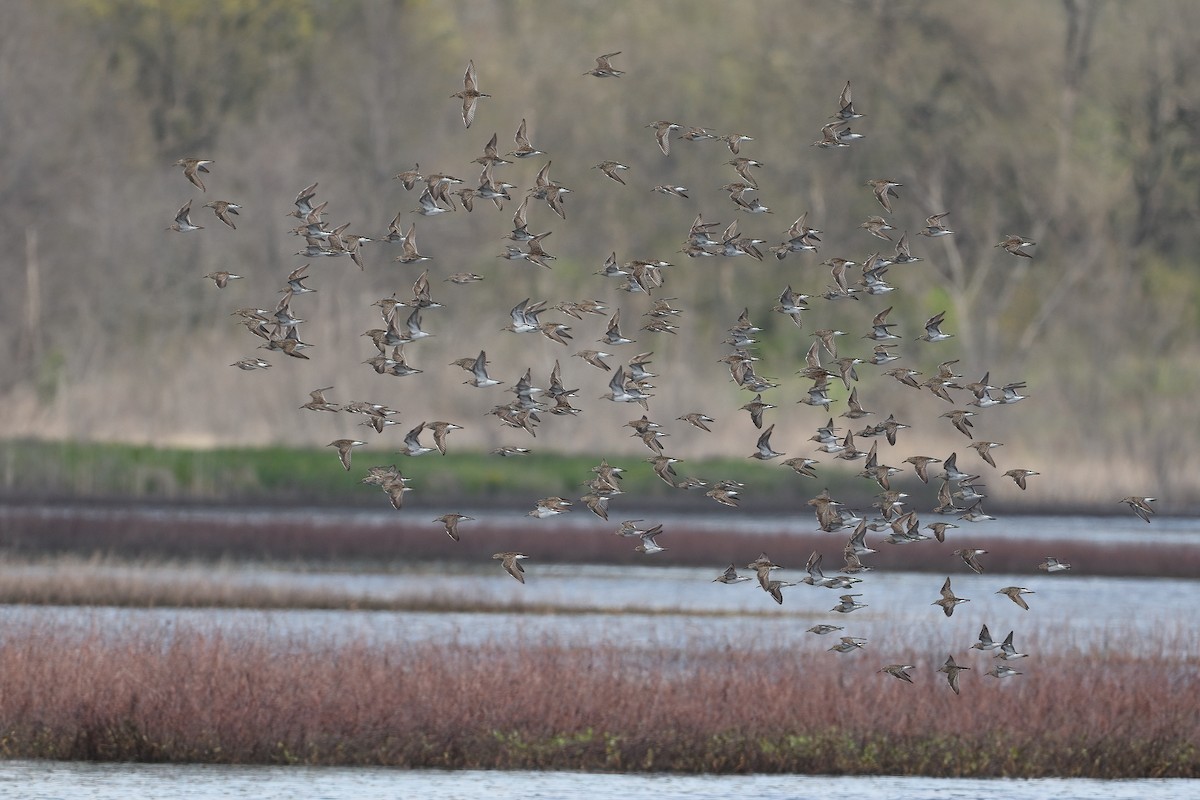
[0, 761, 1192, 800]
[1, 566, 1196, 659]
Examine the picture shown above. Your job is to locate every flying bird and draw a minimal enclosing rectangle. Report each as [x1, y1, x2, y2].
[202, 271, 241, 289]
[584, 51, 624, 77]
[168, 199, 203, 232]
[938, 655, 970, 695]
[996, 234, 1035, 258]
[749, 424, 784, 460]
[1119, 495, 1156, 523]
[452, 60, 491, 128]
[434, 513, 474, 542]
[997, 586, 1035, 610]
[932, 577, 970, 617]
[327, 439, 366, 471]
[203, 200, 242, 229]
[713, 563, 751, 584]
[173, 157, 213, 191]
[593, 160, 629, 184]
[493, 551, 528, 583]
[866, 178, 901, 213]
[878, 664, 915, 684]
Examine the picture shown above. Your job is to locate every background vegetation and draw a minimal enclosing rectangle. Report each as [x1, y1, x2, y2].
[1, 0, 1198, 507]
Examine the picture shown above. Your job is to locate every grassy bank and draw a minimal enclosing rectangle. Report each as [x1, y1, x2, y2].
[0, 438, 840, 505]
[0, 438, 1093, 515]
[0, 623, 1193, 776]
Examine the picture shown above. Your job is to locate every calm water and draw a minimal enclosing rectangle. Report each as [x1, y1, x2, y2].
[1, 761, 1194, 800]
[1, 513, 1196, 796]
[2, 562, 1197, 658]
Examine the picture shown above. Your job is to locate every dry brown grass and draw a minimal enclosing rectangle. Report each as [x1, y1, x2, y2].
[0, 621, 1194, 775]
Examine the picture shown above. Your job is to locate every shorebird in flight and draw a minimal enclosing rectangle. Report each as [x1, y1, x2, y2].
[919, 311, 953, 343]
[328, 439, 366, 471]
[593, 160, 629, 184]
[918, 212, 954, 238]
[762, 578, 798, 605]
[464, 351, 502, 388]
[996, 234, 1035, 258]
[301, 387, 339, 413]
[1003, 468, 1040, 490]
[394, 223, 430, 263]
[866, 178, 901, 213]
[997, 586, 1035, 611]
[493, 551, 528, 583]
[860, 215, 895, 241]
[1119, 495, 1157, 523]
[203, 200, 242, 229]
[879, 664, 915, 684]
[646, 120, 682, 155]
[584, 51, 624, 77]
[173, 157, 213, 192]
[812, 122, 852, 149]
[529, 497, 572, 518]
[933, 577, 969, 617]
[972, 624, 1000, 652]
[713, 564, 751, 584]
[168, 199, 203, 232]
[399, 423, 435, 457]
[904, 455, 941, 484]
[749, 424, 784, 460]
[829, 636, 868, 653]
[924, 521, 958, 543]
[987, 664, 1022, 679]
[434, 513, 474, 542]
[452, 59, 490, 128]
[634, 525, 667, 554]
[782, 456, 819, 479]
[831, 81, 863, 122]
[941, 410, 976, 439]
[938, 655, 969, 695]
[506, 118, 545, 159]
[202, 271, 241, 288]
[831, 594, 867, 614]
[427, 421, 463, 455]
[995, 631, 1029, 661]
[231, 357, 270, 371]
[393, 163, 422, 190]
[954, 548, 988, 574]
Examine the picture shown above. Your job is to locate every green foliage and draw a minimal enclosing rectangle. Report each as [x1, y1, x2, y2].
[0, 439, 868, 503]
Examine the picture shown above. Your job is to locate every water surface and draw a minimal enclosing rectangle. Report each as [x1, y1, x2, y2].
[1, 761, 1193, 800]
[1, 565, 1196, 666]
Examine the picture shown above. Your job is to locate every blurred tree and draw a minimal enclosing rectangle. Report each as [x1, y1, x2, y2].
[0, 0, 1197, 498]
[76, 0, 318, 154]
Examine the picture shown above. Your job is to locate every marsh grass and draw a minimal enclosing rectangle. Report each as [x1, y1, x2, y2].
[2, 503, 1198, 580]
[0, 622, 1194, 776]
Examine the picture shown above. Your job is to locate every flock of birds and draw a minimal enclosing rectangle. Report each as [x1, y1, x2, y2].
[169, 53, 1159, 693]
